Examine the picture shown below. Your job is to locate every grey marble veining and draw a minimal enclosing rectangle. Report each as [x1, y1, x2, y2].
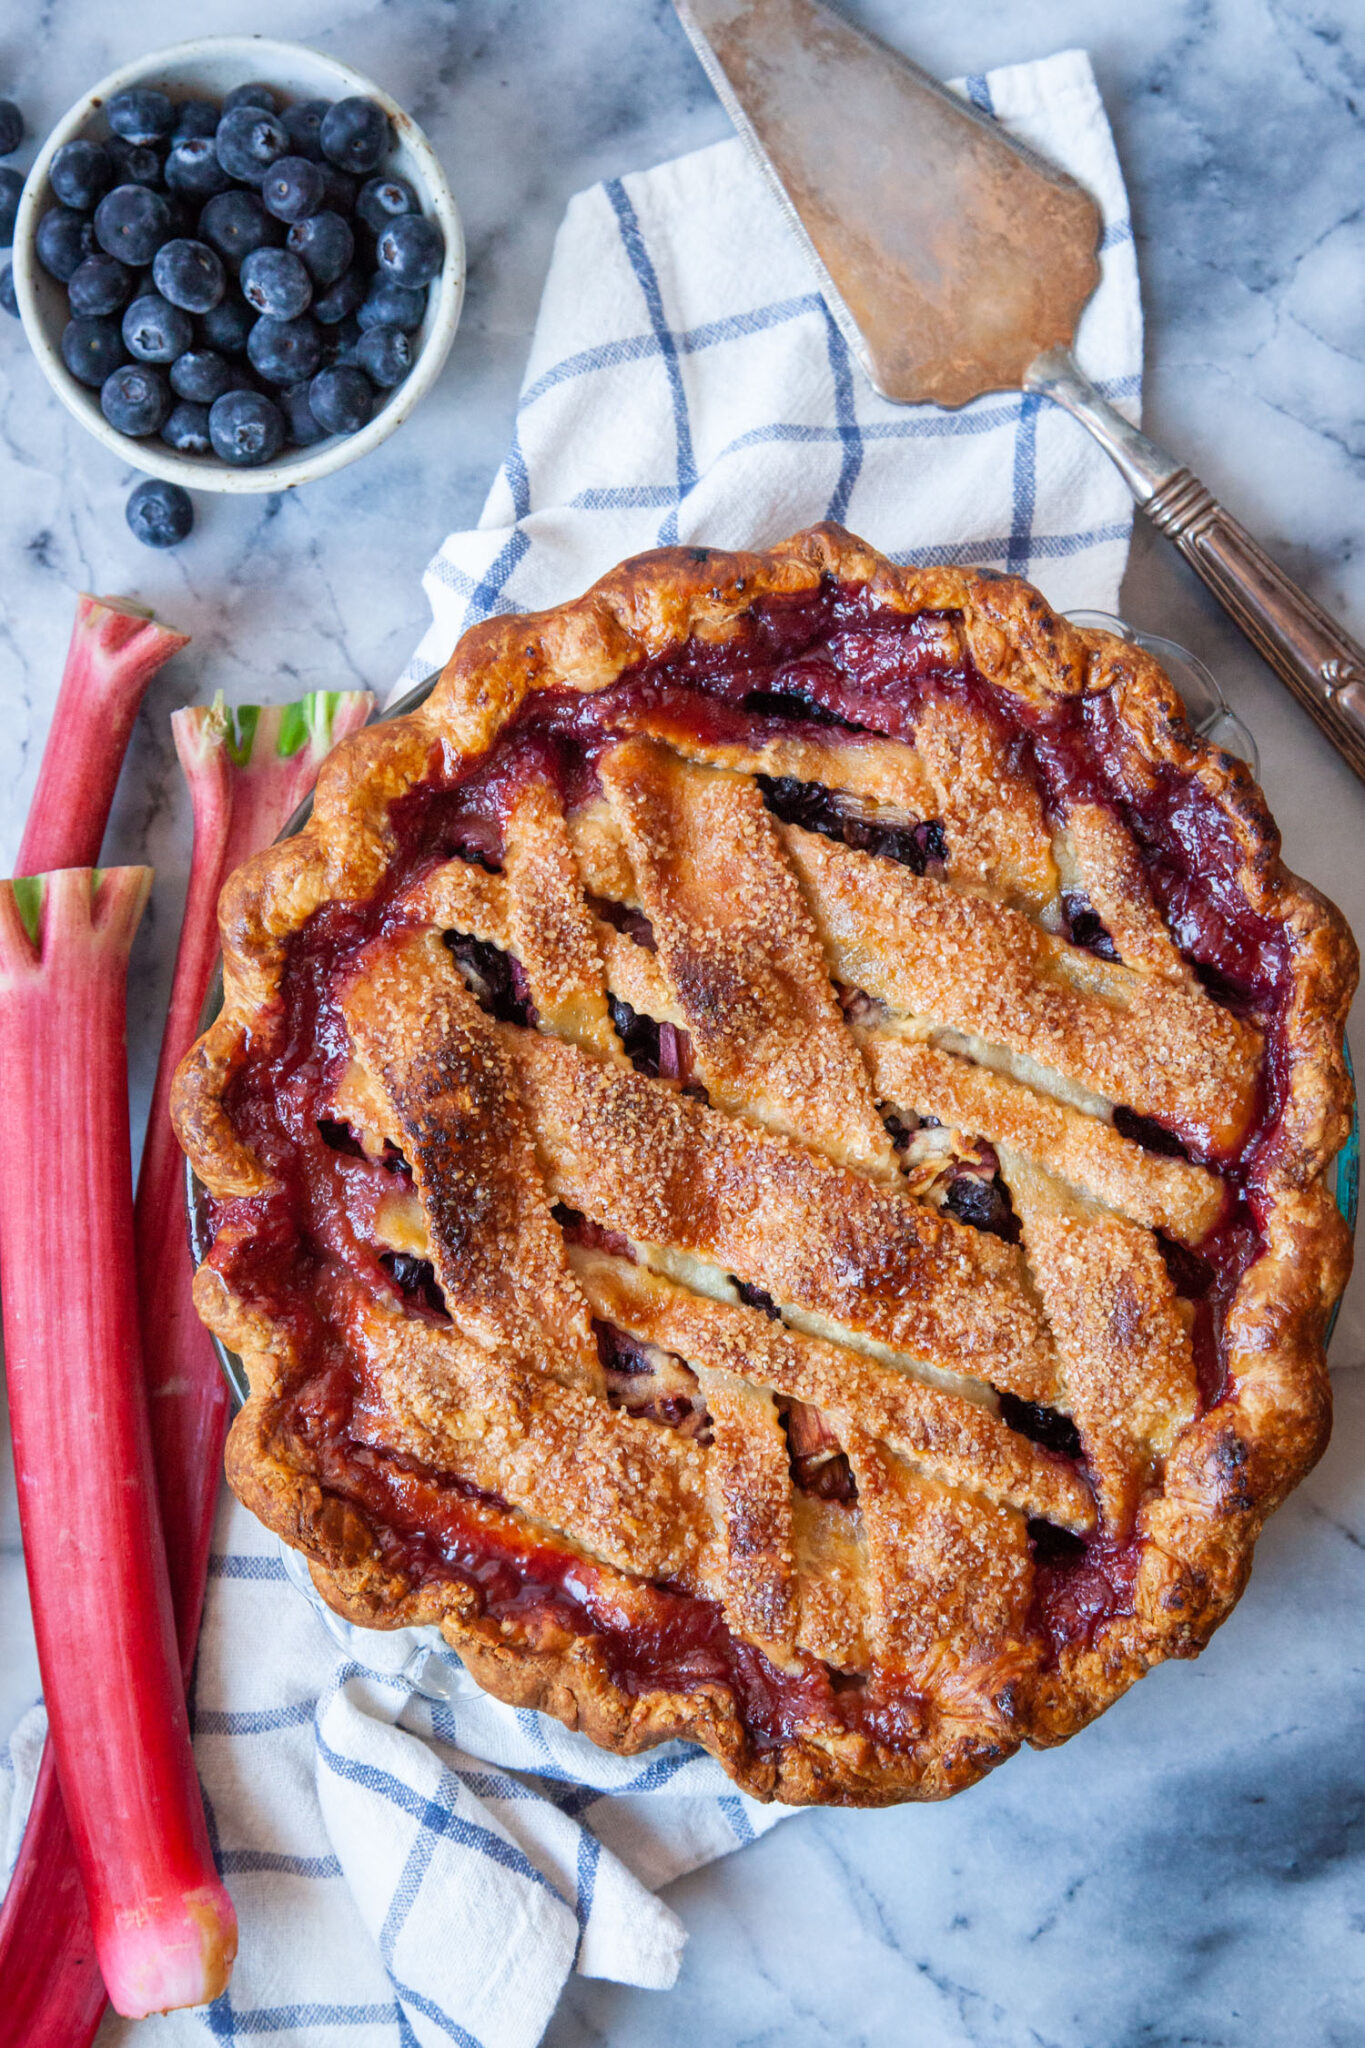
[0, 3, 1362, 2043]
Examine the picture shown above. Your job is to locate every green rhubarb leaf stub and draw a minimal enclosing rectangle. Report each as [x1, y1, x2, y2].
[10, 875, 45, 946]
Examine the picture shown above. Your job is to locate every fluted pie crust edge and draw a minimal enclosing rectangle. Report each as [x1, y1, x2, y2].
[174, 524, 1357, 1806]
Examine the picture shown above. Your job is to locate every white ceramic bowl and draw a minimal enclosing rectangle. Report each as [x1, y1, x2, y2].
[12, 36, 465, 492]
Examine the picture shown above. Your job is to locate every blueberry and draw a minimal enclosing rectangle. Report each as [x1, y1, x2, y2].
[105, 138, 164, 189]
[214, 105, 288, 186]
[319, 312, 360, 368]
[261, 154, 324, 225]
[355, 323, 412, 388]
[240, 245, 311, 320]
[287, 209, 352, 286]
[222, 83, 277, 115]
[152, 236, 224, 312]
[247, 312, 321, 386]
[280, 378, 326, 446]
[0, 263, 16, 316]
[100, 361, 170, 435]
[208, 386, 284, 465]
[320, 97, 390, 176]
[355, 174, 417, 235]
[66, 251, 134, 317]
[281, 99, 330, 162]
[376, 214, 443, 289]
[94, 184, 171, 265]
[170, 347, 232, 402]
[199, 188, 277, 267]
[165, 135, 230, 200]
[197, 294, 252, 355]
[172, 100, 220, 141]
[121, 292, 192, 363]
[308, 363, 371, 435]
[60, 314, 125, 387]
[108, 88, 175, 145]
[313, 266, 367, 324]
[0, 168, 21, 247]
[0, 100, 22, 158]
[36, 206, 96, 280]
[126, 477, 193, 547]
[161, 399, 212, 452]
[49, 140, 112, 212]
[357, 278, 424, 332]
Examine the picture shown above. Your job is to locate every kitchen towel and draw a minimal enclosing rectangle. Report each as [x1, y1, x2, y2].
[0, 47, 1142, 2048]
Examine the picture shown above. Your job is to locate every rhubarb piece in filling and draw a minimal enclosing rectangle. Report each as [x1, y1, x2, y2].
[178, 528, 1356, 1806]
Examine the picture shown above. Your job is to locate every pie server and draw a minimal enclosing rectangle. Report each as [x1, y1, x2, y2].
[673, 0, 1365, 784]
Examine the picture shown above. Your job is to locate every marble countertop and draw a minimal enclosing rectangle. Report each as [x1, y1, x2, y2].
[1, 2, 1362, 2043]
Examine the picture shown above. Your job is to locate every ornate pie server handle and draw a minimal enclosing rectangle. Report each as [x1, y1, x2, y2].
[1026, 347, 1365, 785]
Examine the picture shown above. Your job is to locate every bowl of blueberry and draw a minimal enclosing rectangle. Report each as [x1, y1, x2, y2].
[11, 35, 464, 524]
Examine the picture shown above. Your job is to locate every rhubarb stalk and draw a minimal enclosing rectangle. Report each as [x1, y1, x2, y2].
[0, 688, 372, 2045]
[138, 689, 375, 1648]
[0, 868, 237, 2017]
[15, 595, 189, 876]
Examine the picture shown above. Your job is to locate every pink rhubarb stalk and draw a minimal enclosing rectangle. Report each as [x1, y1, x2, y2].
[0, 687, 372, 2045]
[16, 595, 189, 876]
[0, 868, 237, 2017]
[137, 688, 375, 1646]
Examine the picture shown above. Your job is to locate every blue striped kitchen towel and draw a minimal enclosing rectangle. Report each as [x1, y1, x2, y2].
[396, 45, 1141, 698]
[0, 47, 1142, 2048]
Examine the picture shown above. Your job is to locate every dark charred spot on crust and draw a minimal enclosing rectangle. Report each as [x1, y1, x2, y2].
[1209, 1431, 1254, 1512]
[999, 1394, 1083, 1461]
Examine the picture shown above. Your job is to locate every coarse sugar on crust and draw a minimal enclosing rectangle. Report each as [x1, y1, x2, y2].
[175, 523, 1356, 1807]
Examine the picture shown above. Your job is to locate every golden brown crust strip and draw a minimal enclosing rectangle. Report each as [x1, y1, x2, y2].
[509, 1025, 1059, 1399]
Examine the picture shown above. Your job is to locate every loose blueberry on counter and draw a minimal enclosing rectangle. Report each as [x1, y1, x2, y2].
[357, 278, 424, 332]
[208, 386, 284, 464]
[287, 209, 353, 286]
[126, 476, 193, 547]
[172, 100, 220, 142]
[0, 264, 17, 317]
[280, 377, 326, 446]
[122, 291, 192, 363]
[152, 236, 225, 312]
[356, 174, 417, 234]
[59, 314, 125, 386]
[199, 188, 277, 267]
[36, 206, 96, 280]
[282, 99, 330, 161]
[108, 88, 175, 145]
[0, 167, 22, 248]
[308, 363, 371, 435]
[214, 105, 289, 186]
[197, 294, 252, 355]
[222, 83, 277, 115]
[247, 311, 322, 386]
[240, 245, 311, 319]
[312, 265, 366, 324]
[0, 100, 22, 157]
[356, 322, 411, 387]
[170, 347, 232, 403]
[261, 155, 324, 224]
[100, 360, 171, 435]
[49, 140, 112, 212]
[376, 214, 443, 289]
[105, 138, 165, 189]
[94, 184, 171, 266]
[161, 398, 212, 452]
[165, 135, 230, 200]
[67, 251, 135, 317]
[320, 97, 390, 175]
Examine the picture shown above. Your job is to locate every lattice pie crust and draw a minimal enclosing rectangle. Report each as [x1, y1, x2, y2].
[175, 526, 1356, 1806]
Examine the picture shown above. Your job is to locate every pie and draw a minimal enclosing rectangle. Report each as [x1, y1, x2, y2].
[174, 524, 1357, 1807]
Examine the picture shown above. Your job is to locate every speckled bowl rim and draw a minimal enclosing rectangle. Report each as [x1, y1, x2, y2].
[183, 656, 1360, 1410]
[12, 35, 466, 493]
